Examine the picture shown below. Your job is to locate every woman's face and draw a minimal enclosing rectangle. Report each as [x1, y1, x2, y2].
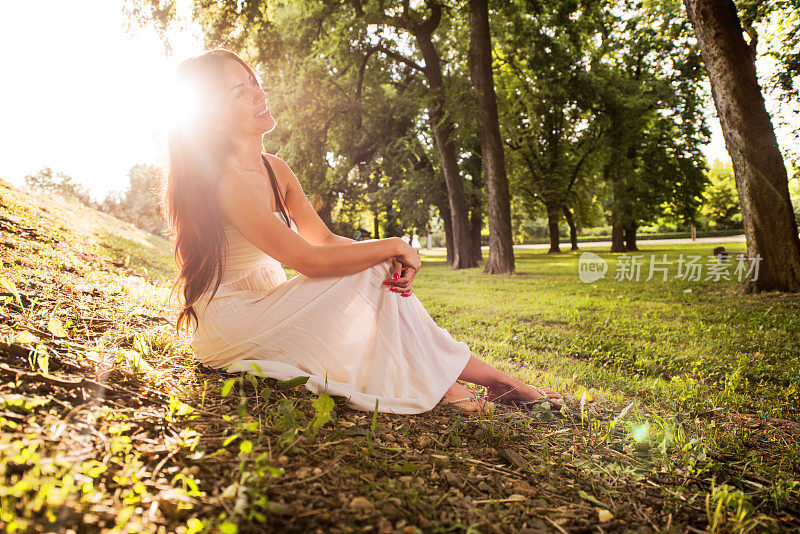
[219, 58, 275, 136]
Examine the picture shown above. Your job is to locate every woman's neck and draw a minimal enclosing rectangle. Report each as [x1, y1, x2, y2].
[228, 134, 265, 171]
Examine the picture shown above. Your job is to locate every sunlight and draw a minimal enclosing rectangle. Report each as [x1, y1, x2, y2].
[632, 422, 650, 442]
[164, 75, 205, 133]
[0, 0, 204, 200]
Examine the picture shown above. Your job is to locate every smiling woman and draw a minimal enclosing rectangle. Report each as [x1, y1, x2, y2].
[161, 49, 563, 414]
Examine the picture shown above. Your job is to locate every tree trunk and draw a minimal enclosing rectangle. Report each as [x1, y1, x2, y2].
[609, 166, 627, 253]
[373, 210, 380, 240]
[417, 35, 477, 270]
[436, 197, 454, 266]
[623, 220, 638, 251]
[468, 0, 515, 274]
[467, 144, 484, 264]
[470, 206, 483, 264]
[546, 203, 561, 253]
[684, 0, 800, 292]
[610, 222, 625, 252]
[562, 205, 579, 251]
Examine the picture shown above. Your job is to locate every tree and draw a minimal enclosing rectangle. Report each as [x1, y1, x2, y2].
[738, 0, 800, 154]
[365, 1, 478, 269]
[467, 0, 514, 274]
[699, 160, 742, 229]
[495, 0, 608, 253]
[593, 0, 709, 252]
[684, 0, 800, 292]
[24, 168, 92, 206]
[100, 164, 167, 236]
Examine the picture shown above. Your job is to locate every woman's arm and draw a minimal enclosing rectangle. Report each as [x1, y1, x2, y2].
[324, 234, 356, 244]
[267, 154, 350, 246]
[218, 168, 403, 278]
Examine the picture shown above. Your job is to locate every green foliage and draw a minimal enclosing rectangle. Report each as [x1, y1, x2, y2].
[100, 164, 167, 236]
[24, 167, 91, 206]
[307, 392, 334, 437]
[705, 481, 761, 534]
[699, 160, 743, 230]
[789, 166, 800, 222]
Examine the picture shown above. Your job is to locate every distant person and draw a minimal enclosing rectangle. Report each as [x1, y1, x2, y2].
[161, 49, 562, 414]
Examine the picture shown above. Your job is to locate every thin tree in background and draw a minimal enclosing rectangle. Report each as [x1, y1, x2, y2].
[684, 0, 800, 292]
[372, 2, 478, 269]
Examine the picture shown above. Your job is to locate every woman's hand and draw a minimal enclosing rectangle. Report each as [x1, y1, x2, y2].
[384, 240, 421, 297]
[383, 258, 419, 297]
[393, 238, 421, 272]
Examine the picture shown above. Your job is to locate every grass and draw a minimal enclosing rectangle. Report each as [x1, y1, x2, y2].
[1, 179, 798, 533]
[417, 243, 800, 422]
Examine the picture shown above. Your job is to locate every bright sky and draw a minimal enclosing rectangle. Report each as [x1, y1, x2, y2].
[0, 0, 204, 201]
[0, 1, 795, 201]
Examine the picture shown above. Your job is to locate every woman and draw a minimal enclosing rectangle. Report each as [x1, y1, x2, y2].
[162, 49, 563, 414]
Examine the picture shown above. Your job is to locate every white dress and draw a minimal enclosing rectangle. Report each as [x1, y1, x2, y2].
[190, 211, 473, 414]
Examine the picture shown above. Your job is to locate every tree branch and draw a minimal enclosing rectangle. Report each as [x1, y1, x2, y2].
[377, 45, 424, 72]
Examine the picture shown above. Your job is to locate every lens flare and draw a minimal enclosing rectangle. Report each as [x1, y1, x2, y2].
[165, 76, 204, 131]
[632, 423, 650, 442]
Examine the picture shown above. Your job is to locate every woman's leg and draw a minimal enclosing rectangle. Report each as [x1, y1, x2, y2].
[457, 355, 563, 406]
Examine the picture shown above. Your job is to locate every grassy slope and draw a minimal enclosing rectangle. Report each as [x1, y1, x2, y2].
[1, 180, 798, 533]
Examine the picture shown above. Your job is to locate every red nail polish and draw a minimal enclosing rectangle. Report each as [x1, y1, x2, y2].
[393, 273, 399, 281]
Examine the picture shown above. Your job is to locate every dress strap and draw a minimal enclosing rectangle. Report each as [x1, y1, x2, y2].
[262, 154, 291, 228]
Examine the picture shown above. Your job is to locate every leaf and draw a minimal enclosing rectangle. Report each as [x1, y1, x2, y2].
[13, 332, 38, 344]
[47, 317, 68, 338]
[598, 509, 614, 522]
[168, 394, 195, 419]
[1, 278, 22, 307]
[219, 521, 238, 534]
[392, 461, 419, 474]
[220, 379, 236, 397]
[186, 517, 205, 534]
[222, 434, 239, 447]
[120, 349, 154, 373]
[612, 402, 635, 427]
[370, 398, 379, 438]
[276, 375, 310, 391]
[1, 395, 51, 414]
[242, 421, 259, 432]
[578, 490, 607, 508]
[308, 393, 334, 436]
[264, 464, 284, 477]
[239, 440, 253, 455]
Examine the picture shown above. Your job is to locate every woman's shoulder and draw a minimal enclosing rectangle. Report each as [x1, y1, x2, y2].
[262, 152, 290, 173]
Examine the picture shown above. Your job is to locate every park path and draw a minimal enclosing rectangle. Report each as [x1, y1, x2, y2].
[421, 234, 746, 253]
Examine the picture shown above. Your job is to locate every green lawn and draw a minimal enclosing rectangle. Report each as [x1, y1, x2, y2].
[417, 241, 799, 420]
[413, 242, 800, 511]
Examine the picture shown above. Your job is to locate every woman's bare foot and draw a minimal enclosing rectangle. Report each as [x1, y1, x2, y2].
[439, 381, 492, 412]
[486, 377, 563, 408]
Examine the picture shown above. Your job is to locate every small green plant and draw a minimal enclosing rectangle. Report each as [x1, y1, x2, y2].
[705, 481, 762, 533]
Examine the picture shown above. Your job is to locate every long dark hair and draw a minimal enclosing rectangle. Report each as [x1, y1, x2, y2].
[161, 49, 289, 331]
